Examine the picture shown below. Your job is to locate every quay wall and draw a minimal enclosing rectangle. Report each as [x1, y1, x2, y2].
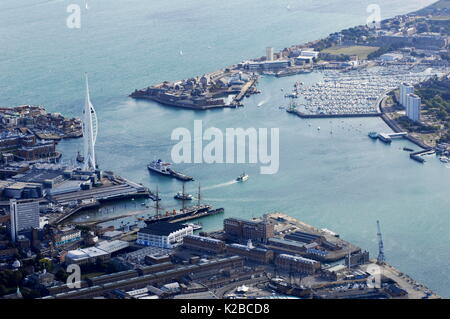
[287, 109, 381, 119]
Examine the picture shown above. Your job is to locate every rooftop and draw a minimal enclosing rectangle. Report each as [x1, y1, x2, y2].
[139, 222, 191, 236]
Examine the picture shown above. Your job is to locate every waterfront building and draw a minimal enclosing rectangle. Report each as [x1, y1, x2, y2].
[82, 75, 98, 171]
[399, 82, 414, 107]
[226, 243, 274, 264]
[9, 199, 40, 242]
[137, 222, 193, 248]
[242, 60, 290, 71]
[0, 130, 57, 162]
[266, 47, 274, 61]
[406, 93, 421, 122]
[224, 217, 274, 243]
[183, 235, 226, 253]
[295, 55, 314, 65]
[274, 254, 321, 275]
[300, 49, 319, 59]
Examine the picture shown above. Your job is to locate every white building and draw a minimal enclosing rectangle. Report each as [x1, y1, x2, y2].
[295, 56, 314, 65]
[266, 47, 274, 61]
[65, 240, 129, 265]
[9, 199, 40, 242]
[400, 82, 414, 107]
[380, 53, 403, 62]
[406, 93, 421, 122]
[137, 222, 193, 248]
[300, 50, 319, 59]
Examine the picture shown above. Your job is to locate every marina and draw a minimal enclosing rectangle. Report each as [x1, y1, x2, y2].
[286, 66, 442, 117]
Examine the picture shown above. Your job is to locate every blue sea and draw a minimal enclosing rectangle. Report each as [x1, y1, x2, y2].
[1, 0, 449, 297]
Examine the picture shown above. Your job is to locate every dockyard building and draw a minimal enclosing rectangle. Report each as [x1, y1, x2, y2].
[137, 222, 193, 248]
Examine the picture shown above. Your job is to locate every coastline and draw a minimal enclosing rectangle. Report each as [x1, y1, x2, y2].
[0, 0, 449, 300]
[129, 1, 448, 142]
[379, 94, 434, 150]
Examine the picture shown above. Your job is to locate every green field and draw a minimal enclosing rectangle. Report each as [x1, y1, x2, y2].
[321, 46, 379, 60]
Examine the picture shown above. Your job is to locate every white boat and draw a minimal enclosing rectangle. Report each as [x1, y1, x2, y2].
[236, 172, 249, 182]
[439, 156, 449, 163]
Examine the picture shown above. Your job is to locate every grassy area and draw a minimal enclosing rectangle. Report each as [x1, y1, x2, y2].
[321, 46, 379, 60]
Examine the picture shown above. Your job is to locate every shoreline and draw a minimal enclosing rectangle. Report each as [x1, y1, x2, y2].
[129, 1, 444, 111]
[378, 94, 434, 150]
[127, 1, 448, 159]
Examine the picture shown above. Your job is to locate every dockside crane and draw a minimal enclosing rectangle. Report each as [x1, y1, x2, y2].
[376, 220, 386, 265]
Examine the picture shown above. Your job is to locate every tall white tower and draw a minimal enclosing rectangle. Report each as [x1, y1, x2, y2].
[83, 74, 98, 171]
[266, 47, 274, 61]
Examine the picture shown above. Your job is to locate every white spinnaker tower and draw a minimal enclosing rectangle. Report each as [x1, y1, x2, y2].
[83, 74, 98, 171]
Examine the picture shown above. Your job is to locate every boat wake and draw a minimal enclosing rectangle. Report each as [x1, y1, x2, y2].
[202, 180, 238, 191]
[257, 97, 270, 107]
[202, 197, 258, 203]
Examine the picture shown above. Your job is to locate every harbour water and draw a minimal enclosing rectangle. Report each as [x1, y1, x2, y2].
[1, 0, 449, 296]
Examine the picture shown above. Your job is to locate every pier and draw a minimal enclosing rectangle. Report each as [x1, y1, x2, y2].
[286, 108, 381, 119]
[234, 78, 257, 102]
[49, 180, 153, 224]
[377, 132, 408, 144]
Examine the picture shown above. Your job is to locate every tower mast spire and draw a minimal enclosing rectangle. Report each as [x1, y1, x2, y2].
[83, 73, 98, 171]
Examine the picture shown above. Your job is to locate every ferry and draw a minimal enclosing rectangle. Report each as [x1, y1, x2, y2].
[147, 160, 194, 181]
[236, 172, 249, 182]
[368, 132, 379, 139]
[147, 159, 171, 176]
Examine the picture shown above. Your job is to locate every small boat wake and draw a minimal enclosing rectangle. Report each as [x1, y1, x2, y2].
[257, 97, 270, 107]
[202, 197, 258, 203]
[202, 180, 238, 191]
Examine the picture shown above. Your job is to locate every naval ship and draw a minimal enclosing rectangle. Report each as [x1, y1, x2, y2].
[147, 159, 194, 181]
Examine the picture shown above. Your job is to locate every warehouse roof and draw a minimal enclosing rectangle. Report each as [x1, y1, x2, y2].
[139, 222, 191, 236]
